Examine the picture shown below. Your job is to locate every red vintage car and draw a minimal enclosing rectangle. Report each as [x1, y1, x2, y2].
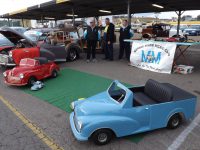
[3, 57, 59, 86]
[0, 27, 81, 66]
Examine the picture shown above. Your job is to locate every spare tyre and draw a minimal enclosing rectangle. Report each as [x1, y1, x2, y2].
[142, 33, 152, 39]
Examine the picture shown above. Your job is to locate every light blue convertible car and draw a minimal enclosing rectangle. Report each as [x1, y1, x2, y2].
[70, 79, 197, 145]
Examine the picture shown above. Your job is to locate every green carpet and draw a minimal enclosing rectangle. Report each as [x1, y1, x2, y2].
[23, 68, 145, 143]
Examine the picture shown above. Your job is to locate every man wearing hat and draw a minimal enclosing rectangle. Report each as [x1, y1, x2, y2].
[84, 18, 100, 63]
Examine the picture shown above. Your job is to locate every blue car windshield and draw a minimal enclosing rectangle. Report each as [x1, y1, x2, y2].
[24, 31, 43, 42]
[108, 82, 126, 103]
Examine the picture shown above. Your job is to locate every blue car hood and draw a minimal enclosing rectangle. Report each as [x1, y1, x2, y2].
[75, 92, 120, 116]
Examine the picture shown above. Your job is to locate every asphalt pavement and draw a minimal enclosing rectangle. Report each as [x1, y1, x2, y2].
[0, 99, 50, 150]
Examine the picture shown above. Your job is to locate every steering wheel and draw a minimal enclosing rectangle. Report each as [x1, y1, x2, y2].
[117, 94, 125, 102]
[16, 40, 25, 48]
[44, 37, 51, 44]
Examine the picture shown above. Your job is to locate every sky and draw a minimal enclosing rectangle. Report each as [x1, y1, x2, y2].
[0, 0, 50, 15]
[0, 0, 200, 19]
[134, 11, 200, 19]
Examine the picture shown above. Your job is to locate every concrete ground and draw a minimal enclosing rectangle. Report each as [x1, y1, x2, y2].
[0, 38, 200, 150]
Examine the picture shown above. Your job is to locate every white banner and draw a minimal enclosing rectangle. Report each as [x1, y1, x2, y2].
[130, 40, 177, 74]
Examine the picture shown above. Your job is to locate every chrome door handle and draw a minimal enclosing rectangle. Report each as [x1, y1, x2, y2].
[23, 50, 29, 52]
[145, 107, 149, 110]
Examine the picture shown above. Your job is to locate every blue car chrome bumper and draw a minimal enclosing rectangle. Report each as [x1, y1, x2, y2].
[69, 112, 88, 141]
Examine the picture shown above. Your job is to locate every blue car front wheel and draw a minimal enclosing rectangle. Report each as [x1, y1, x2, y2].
[91, 129, 114, 145]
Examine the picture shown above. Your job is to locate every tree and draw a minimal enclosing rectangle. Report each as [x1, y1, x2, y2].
[181, 15, 192, 21]
[197, 15, 200, 21]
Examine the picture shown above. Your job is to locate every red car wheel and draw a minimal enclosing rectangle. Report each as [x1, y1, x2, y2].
[28, 76, 37, 86]
[51, 70, 58, 78]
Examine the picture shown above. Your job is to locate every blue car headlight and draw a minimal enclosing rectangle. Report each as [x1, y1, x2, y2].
[74, 117, 83, 132]
[73, 112, 83, 132]
[77, 120, 83, 132]
[70, 102, 75, 110]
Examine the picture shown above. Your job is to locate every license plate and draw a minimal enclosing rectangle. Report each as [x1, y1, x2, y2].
[8, 76, 21, 83]
[10, 76, 20, 80]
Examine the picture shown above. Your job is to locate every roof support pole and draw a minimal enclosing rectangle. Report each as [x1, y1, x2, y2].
[21, 18, 24, 27]
[41, 16, 44, 25]
[55, 20, 57, 27]
[127, 0, 131, 25]
[72, 7, 75, 26]
[7, 18, 10, 27]
[95, 16, 99, 26]
[175, 11, 184, 37]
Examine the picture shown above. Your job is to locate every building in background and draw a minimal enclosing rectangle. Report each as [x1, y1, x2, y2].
[0, 19, 31, 27]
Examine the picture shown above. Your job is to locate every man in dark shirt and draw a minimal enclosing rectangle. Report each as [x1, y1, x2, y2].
[103, 18, 115, 61]
[119, 20, 133, 61]
[84, 18, 100, 63]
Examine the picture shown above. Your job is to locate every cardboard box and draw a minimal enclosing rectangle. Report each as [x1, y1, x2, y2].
[174, 65, 194, 74]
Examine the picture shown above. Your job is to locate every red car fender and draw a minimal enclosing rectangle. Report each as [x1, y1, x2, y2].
[22, 71, 37, 84]
[49, 63, 60, 74]
[3, 70, 10, 77]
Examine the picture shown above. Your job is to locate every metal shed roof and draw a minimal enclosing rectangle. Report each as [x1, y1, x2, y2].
[1, 0, 200, 20]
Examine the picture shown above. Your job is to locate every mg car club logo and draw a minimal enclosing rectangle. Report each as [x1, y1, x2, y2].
[142, 50, 161, 64]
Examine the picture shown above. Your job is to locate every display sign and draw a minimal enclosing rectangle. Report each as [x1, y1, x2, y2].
[130, 40, 176, 74]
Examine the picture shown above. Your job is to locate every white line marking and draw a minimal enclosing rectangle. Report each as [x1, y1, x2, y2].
[168, 113, 200, 150]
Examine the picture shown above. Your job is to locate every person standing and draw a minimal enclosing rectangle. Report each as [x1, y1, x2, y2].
[103, 18, 115, 61]
[84, 18, 100, 63]
[119, 20, 133, 61]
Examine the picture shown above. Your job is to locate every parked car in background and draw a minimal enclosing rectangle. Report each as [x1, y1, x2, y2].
[24, 28, 57, 43]
[58, 21, 88, 29]
[171, 25, 188, 32]
[40, 26, 82, 61]
[42, 24, 103, 54]
[169, 27, 184, 37]
[131, 23, 142, 33]
[0, 27, 81, 66]
[70, 79, 197, 145]
[183, 25, 200, 36]
[142, 23, 183, 38]
[3, 57, 59, 86]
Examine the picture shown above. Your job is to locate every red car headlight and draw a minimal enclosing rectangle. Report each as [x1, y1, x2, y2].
[19, 73, 24, 79]
[9, 51, 13, 58]
[3, 72, 7, 77]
